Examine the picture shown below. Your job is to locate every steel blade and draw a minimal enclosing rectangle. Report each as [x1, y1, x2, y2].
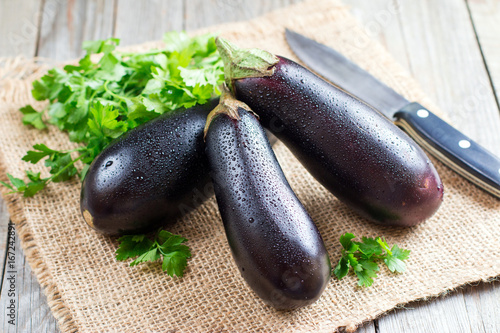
[285, 29, 409, 119]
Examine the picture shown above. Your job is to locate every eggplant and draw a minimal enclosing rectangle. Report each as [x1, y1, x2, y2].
[80, 99, 219, 235]
[204, 88, 331, 310]
[215, 38, 443, 227]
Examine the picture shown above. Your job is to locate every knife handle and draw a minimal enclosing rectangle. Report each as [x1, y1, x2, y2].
[394, 102, 500, 199]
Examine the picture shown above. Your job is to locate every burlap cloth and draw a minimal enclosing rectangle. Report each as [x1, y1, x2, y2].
[0, 1, 499, 332]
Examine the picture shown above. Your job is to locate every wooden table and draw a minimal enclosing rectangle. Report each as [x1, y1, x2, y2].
[1, 0, 499, 332]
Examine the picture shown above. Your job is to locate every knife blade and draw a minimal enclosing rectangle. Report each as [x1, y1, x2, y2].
[285, 29, 500, 199]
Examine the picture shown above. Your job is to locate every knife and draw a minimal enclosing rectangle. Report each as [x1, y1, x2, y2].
[285, 29, 500, 199]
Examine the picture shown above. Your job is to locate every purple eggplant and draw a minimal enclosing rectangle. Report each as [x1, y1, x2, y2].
[215, 38, 443, 227]
[80, 99, 218, 235]
[205, 89, 331, 310]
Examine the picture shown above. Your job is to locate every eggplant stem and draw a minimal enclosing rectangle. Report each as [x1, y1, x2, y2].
[215, 37, 279, 93]
[204, 85, 254, 139]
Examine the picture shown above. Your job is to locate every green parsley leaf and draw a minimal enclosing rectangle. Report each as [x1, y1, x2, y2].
[339, 232, 356, 250]
[7, 173, 26, 189]
[7, 143, 86, 194]
[333, 233, 410, 287]
[0, 180, 13, 191]
[1, 172, 49, 197]
[87, 102, 127, 140]
[116, 229, 191, 278]
[333, 257, 350, 280]
[19, 105, 47, 129]
[130, 248, 161, 267]
[357, 236, 384, 258]
[355, 260, 379, 287]
[22, 144, 56, 164]
[115, 235, 154, 261]
[23, 180, 46, 197]
[384, 244, 411, 273]
[44, 151, 78, 182]
[161, 249, 190, 278]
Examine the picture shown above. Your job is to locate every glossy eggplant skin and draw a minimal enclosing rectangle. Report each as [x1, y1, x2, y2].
[233, 56, 443, 227]
[80, 99, 219, 235]
[205, 106, 331, 310]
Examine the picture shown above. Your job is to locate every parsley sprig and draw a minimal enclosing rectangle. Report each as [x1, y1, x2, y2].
[116, 229, 191, 277]
[333, 233, 411, 287]
[0, 143, 84, 196]
[1, 31, 224, 196]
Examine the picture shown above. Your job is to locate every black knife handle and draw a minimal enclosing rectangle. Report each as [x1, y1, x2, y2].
[394, 102, 500, 199]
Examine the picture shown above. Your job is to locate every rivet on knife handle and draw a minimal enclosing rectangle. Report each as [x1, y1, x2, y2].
[394, 102, 500, 198]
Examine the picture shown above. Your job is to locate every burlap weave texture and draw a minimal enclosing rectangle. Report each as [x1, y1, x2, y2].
[0, 1, 499, 332]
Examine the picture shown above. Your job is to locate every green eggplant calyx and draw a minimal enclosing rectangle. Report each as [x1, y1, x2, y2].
[215, 37, 279, 92]
[204, 85, 254, 139]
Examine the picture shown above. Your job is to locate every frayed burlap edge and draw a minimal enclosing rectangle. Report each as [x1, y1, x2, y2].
[0, 57, 79, 333]
[0, 164, 78, 333]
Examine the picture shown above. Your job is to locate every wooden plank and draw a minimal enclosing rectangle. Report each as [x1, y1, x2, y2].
[376, 282, 500, 333]
[184, 0, 302, 30]
[467, 0, 500, 105]
[462, 281, 500, 332]
[0, 222, 17, 333]
[114, 0, 184, 46]
[0, 199, 9, 271]
[396, 0, 500, 154]
[378, 294, 477, 333]
[37, 0, 116, 60]
[0, 223, 59, 332]
[0, 0, 42, 57]
[343, 0, 500, 332]
[16, 232, 59, 333]
[345, 0, 411, 71]
[0, 200, 8, 333]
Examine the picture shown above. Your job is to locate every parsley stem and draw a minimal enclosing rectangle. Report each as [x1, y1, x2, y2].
[46, 154, 86, 184]
[103, 81, 128, 102]
[376, 238, 392, 255]
[119, 50, 165, 57]
[88, 88, 101, 108]
[152, 240, 169, 257]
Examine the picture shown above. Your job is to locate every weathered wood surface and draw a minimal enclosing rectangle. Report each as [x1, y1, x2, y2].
[0, 222, 58, 333]
[0, 0, 499, 332]
[468, 0, 500, 102]
[0, 0, 41, 57]
[37, 0, 115, 60]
